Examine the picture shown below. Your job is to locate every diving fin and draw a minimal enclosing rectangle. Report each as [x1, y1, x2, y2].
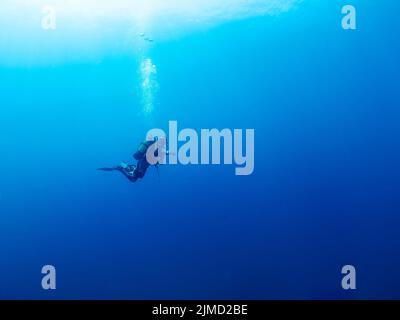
[97, 167, 119, 172]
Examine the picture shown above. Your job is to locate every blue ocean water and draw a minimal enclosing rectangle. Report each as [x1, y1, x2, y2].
[0, 1, 399, 299]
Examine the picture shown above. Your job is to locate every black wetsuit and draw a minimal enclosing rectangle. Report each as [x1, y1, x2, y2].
[98, 139, 157, 183]
[119, 164, 139, 183]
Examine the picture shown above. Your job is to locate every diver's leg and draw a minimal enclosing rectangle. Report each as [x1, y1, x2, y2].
[121, 171, 139, 183]
[118, 164, 139, 183]
[98, 163, 138, 183]
[136, 158, 150, 179]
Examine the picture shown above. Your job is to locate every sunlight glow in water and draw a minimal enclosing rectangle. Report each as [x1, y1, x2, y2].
[0, 0, 301, 114]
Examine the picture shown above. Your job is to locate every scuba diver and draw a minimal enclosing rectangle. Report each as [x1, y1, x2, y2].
[98, 137, 163, 183]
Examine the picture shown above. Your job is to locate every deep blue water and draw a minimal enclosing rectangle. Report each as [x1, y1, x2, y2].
[0, 1, 399, 299]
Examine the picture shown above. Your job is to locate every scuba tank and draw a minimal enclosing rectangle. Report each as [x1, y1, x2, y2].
[133, 138, 157, 160]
